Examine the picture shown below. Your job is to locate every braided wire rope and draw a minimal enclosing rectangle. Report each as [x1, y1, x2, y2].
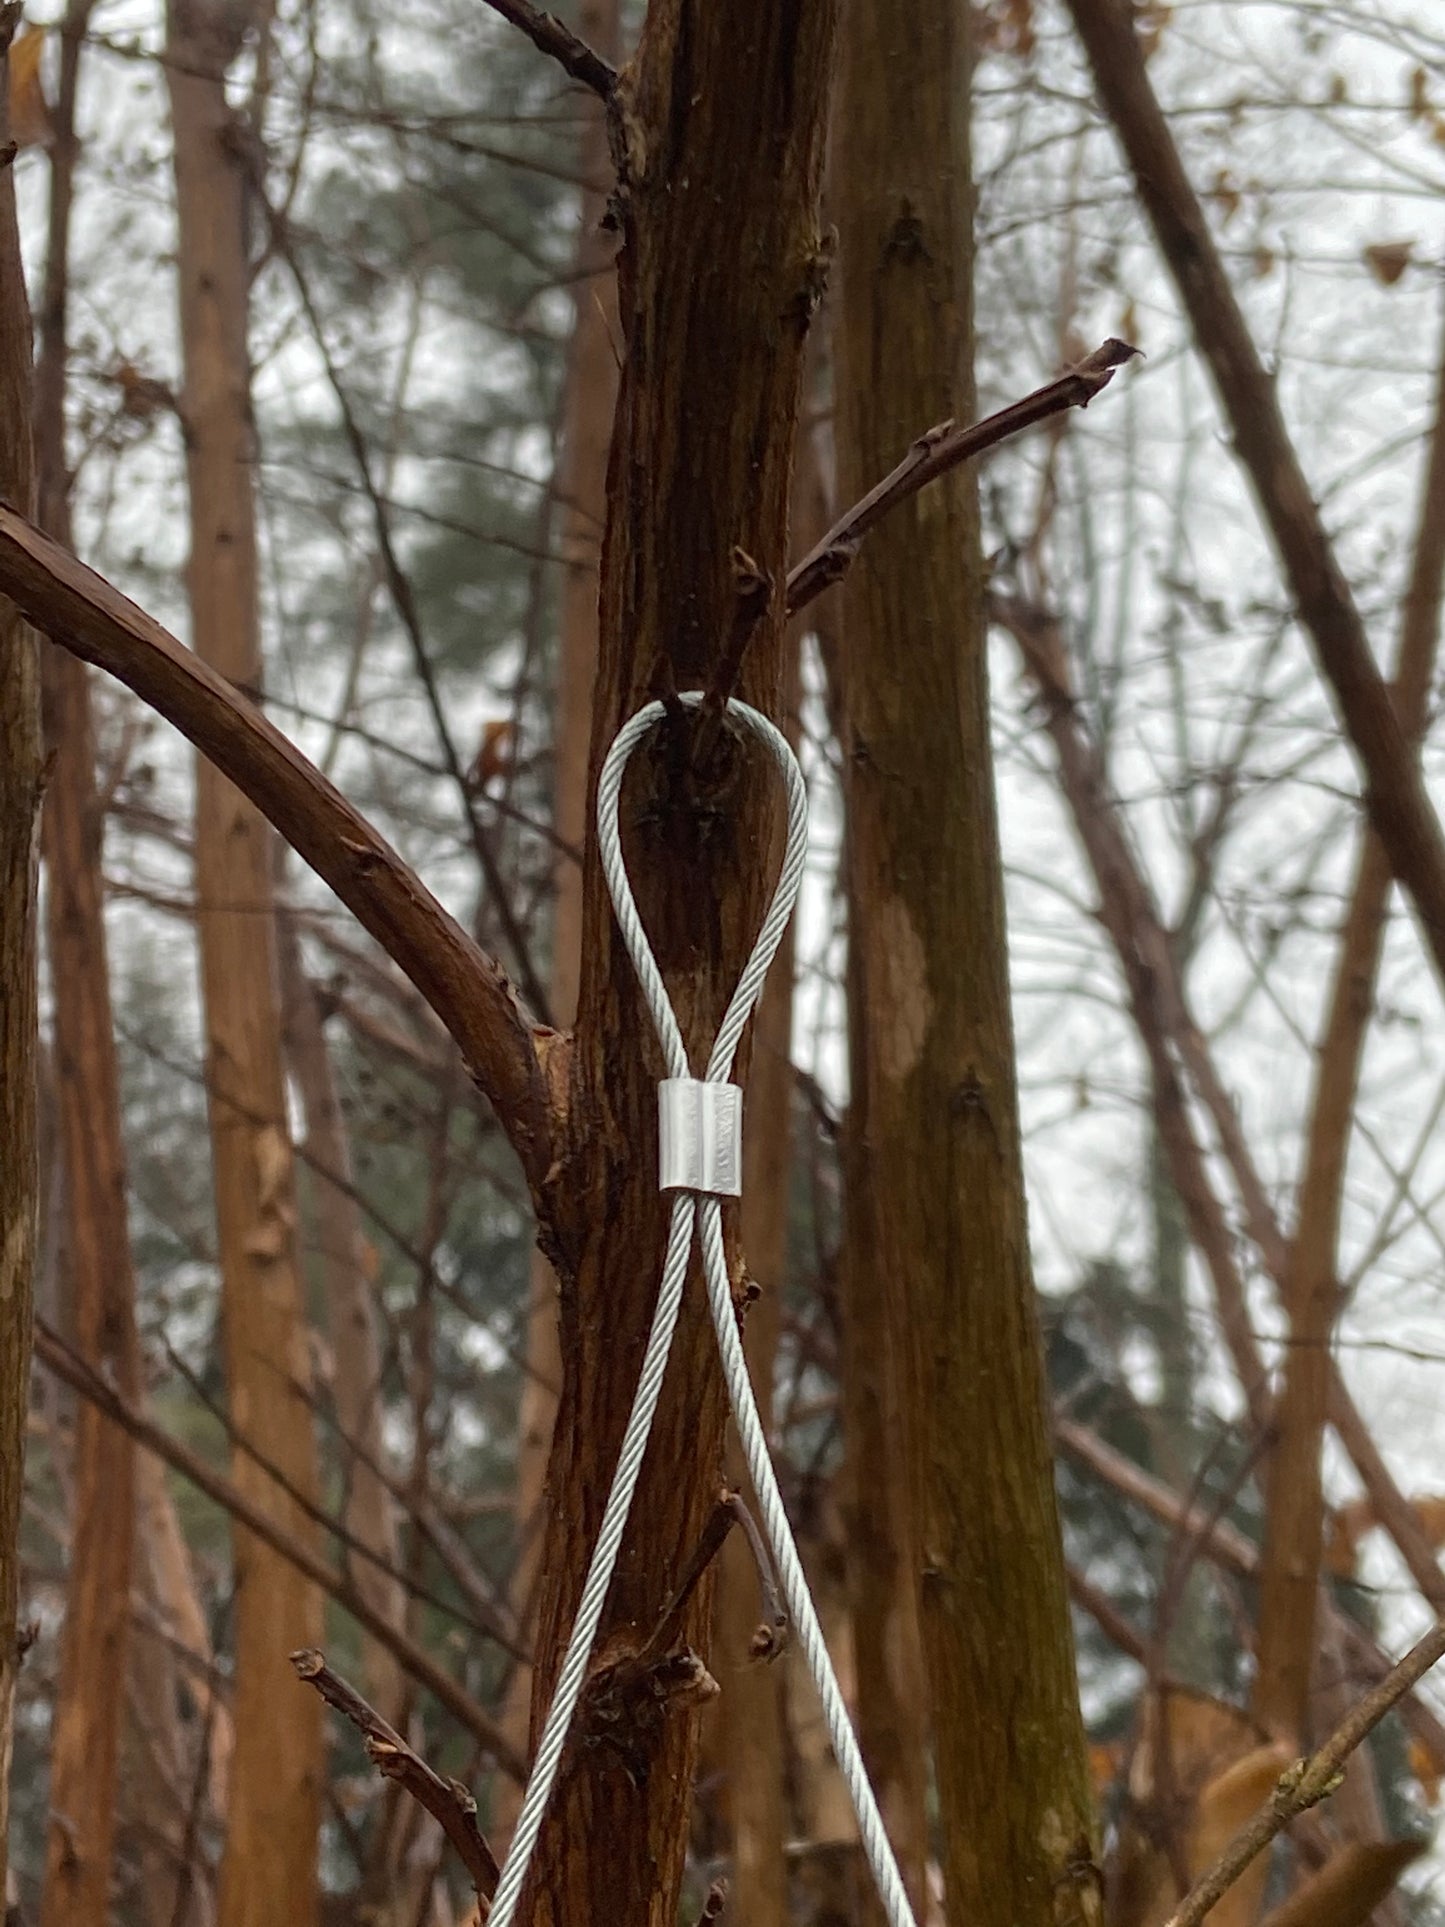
[486, 693, 918, 1927]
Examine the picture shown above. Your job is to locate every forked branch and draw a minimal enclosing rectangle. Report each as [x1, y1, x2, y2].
[0, 505, 556, 1193]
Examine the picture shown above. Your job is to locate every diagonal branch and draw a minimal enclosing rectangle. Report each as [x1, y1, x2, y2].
[1160, 1619, 1445, 1927]
[0, 504, 558, 1196]
[482, 0, 617, 99]
[1055, 1416, 1445, 1773]
[291, 1648, 500, 1905]
[784, 336, 1139, 618]
[266, 206, 554, 1024]
[34, 1317, 529, 1781]
[1065, 0, 1445, 992]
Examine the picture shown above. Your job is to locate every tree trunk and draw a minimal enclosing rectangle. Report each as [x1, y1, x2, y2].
[279, 914, 405, 1730]
[124, 1449, 222, 1927]
[839, 933, 931, 1924]
[834, 3, 1100, 1923]
[499, 0, 621, 1830]
[0, 8, 40, 1902]
[166, 5, 324, 1921]
[522, 5, 839, 1919]
[33, 9, 143, 1920]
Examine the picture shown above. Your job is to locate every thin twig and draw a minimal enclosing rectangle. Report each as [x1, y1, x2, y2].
[264, 204, 554, 1024]
[639, 1494, 738, 1662]
[723, 1490, 789, 1660]
[1065, 0, 1445, 990]
[1160, 1619, 1445, 1927]
[784, 337, 1139, 618]
[292, 1648, 501, 1906]
[33, 1318, 528, 1780]
[0, 505, 555, 1192]
[481, 0, 617, 99]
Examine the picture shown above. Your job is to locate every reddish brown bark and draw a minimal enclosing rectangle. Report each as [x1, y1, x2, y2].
[834, 3, 1098, 1921]
[0, 7, 40, 1898]
[501, 0, 621, 1823]
[165, 5, 323, 1918]
[521, 4, 839, 1918]
[33, 8, 143, 1919]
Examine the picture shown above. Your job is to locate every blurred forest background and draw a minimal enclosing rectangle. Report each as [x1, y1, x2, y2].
[6, 0, 1445, 1923]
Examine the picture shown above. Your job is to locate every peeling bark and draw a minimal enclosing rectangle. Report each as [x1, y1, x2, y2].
[166, 5, 323, 1919]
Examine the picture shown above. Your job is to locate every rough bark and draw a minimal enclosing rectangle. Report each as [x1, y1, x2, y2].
[0, 6, 40, 1900]
[1254, 300, 1445, 1743]
[500, 0, 620, 1827]
[33, 8, 143, 1919]
[279, 916, 405, 1730]
[1065, 0, 1445, 992]
[839, 934, 931, 1925]
[834, 4, 1099, 1924]
[165, 5, 323, 1920]
[715, 722, 797, 1927]
[522, 4, 839, 1919]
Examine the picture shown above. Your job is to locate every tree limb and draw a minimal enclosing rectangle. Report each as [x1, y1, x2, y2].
[1056, 1415, 1445, 1773]
[784, 336, 1139, 617]
[1160, 1619, 1445, 1927]
[482, 0, 617, 98]
[33, 1317, 529, 1781]
[1065, 0, 1445, 993]
[0, 503, 558, 1195]
[291, 1648, 501, 1904]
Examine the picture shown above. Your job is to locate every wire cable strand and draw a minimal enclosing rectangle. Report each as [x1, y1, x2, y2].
[486, 693, 918, 1927]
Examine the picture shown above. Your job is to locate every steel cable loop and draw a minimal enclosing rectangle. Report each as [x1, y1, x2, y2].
[490, 694, 915, 1927]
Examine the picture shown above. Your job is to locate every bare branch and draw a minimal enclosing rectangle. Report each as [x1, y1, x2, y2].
[1160, 1620, 1445, 1927]
[1056, 1415, 1445, 1774]
[784, 337, 1139, 618]
[291, 1648, 500, 1905]
[482, 0, 617, 99]
[33, 1318, 529, 1781]
[723, 1491, 788, 1661]
[0, 504, 558, 1194]
[1065, 0, 1445, 993]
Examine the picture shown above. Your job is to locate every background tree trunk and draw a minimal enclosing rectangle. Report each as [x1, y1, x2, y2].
[834, 3, 1100, 1922]
[34, 7, 143, 1918]
[523, 3, 839, 1918]
[279, 916, 405, 1730]
[0, 7, 40, 1902]
[166, 5, 324, 1921]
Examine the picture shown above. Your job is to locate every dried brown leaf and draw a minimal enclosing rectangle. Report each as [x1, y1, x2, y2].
[1363, 240, 1413, 287]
